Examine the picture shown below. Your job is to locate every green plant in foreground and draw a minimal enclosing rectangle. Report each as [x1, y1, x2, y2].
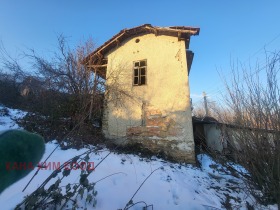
[0, 129, 45, 193]
[15, 150, 99, 210]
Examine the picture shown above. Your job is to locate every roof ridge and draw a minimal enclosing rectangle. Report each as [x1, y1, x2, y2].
[83, 24, 200, 66]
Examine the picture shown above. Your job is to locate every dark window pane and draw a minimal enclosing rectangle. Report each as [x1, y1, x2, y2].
[134, 69, 139, 76]
[140, 60, 146, 67]
[134, 77, 139, 85]
[140, 67, 146, 76]
[133, 60, 147, 86]
[140, 76, 146, 85]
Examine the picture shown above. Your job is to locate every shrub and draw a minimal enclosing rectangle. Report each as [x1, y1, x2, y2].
[222, 51, 280, 208]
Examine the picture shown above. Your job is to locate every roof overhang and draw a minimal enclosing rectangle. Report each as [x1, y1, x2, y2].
[83, 24, 200, 78]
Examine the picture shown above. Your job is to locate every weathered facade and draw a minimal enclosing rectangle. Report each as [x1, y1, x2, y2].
[193, 117, 278, 153]
[193, 116, 226, 153]
[84, 24, 200, 163]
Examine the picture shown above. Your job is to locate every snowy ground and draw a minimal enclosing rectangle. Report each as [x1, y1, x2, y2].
[0, 105, 277, 210]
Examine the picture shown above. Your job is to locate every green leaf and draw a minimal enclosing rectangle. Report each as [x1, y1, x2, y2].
[52, 170, 59, 178]
[80, 174, 89, 187]
[87, 184, 93, 192]
[54, 179, 61, 188]
[63, 168, 71, 177]
[66, 183, 71, 192]
[93, 198, 97, 207]
[86, 194, 93, 203]
[84, 154, 90, 162]
[37, 187, 45, 195]
[93, 190, 97, 196]
[27, 195, 37, 206]
[73, 184, 78, 191]
[67, 191, 74, 197]
[48, 183, 55, 192]
[78, 187, 84, 199]
[72, 156, 79, 162]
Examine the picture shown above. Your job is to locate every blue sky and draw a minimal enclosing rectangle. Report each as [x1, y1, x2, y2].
[1, 0, 280, 105]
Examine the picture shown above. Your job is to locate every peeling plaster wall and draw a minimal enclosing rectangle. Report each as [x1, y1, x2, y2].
[102, 33, 195, 162]
[204, 124, 224, 152]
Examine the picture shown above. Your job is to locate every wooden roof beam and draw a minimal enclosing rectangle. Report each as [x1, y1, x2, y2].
[87, 64, 107, 68]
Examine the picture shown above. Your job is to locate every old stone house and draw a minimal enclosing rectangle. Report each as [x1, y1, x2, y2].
[84, 24, 200, 163]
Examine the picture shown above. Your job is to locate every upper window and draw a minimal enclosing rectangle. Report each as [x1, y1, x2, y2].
[133, 60, 147, 86]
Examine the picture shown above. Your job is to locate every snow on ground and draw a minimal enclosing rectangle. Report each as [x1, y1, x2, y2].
[0, 106, 27, 131]
[0, 106, 278, 210]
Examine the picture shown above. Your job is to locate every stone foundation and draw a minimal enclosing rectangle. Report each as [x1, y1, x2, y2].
[126, 106, 195, 163]
[126, 138, 195, 163]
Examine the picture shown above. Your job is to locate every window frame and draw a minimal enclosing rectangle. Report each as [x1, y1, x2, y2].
[133, 59, 147, 86]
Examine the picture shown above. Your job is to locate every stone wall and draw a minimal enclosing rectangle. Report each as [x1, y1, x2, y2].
[127, 106, 195, 163]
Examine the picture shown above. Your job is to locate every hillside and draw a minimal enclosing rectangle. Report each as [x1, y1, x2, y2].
[0, 105, 277, 210]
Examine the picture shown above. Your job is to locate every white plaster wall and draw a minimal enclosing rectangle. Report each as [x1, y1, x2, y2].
[204, 124, 223, 152]
[103, 33, 194, 149]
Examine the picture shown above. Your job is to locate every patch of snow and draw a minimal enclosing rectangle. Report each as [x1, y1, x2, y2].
[0, 106, 278, 210]
[0, 106, 27, 131]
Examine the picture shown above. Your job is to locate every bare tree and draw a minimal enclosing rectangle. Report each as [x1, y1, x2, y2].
[0, 40, 28, 82]
[222, 51, 280, 208]
[27, 35, 105, 123]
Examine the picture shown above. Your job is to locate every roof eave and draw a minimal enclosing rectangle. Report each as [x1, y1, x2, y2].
[82, 24, 200, 66]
